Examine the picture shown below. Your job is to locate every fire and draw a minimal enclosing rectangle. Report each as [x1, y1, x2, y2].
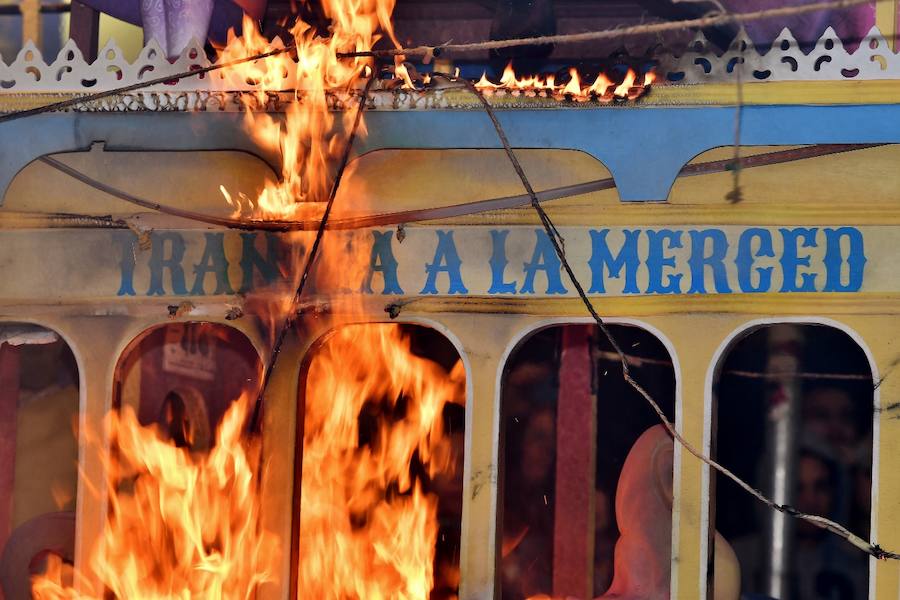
[24, 0, 660, 593]
[216, 1, 468, 594]
[32, 394, 281, 599]
[299, 324, 464, 598]
[562, 68, 582, 96]
[588, 72, 613, 96]
[31, 2, 469, 598]
[218, 0, 398, 220]
[395, 59, 417, 90]
[475, 62, 654, 102]
[613, 69, 637, 98]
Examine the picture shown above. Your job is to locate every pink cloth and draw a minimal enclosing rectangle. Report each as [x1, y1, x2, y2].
[600, 425, 740, 600]
[600, 425, 675, 599]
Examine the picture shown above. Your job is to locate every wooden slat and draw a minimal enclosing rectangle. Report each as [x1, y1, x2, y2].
[19, 0, 41, 47]
[0, 343, 21, 558]
[876, 0, 900, 51]
[552, 325, 596, 599]
[70, 0, 100, 63]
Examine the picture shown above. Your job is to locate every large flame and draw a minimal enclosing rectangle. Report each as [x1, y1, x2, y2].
[32, 2, 467, 598]
[32, 394, 280, 599]
[30, 323, 463, 600]
[299, 324, 464, 598]
[219, 0, 396, 220]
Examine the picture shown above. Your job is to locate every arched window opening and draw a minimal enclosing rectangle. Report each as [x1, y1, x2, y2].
[500, 324, 676, 599]
[0, 324, 79, 599]
[712, 324, 874, 600]
[296, 323, 466, 600]
[115, 322, 261, 452]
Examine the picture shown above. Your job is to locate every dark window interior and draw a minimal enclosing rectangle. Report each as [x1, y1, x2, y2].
[500, 324, 676, 599]
[0, 325, 80, 599]
[714, 324, 874, 600]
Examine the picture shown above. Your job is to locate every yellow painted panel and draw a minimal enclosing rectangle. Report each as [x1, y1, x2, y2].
[839, 316, 900, 600]
[649, 80, 900, 106]
[393, 294, 900, 317]
[59, 13, 144, 63]
[2, 147, 278, 216]
[876, 0, 899, 52]
[338, 145, 900, 228]
[337, 148, 614, 215]
[6, 143, 900, 227]
[670, 145, 900, 207]
[648, 315, 748, 600]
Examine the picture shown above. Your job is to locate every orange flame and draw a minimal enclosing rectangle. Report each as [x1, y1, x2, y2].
[32, 394, 281, 599]
[395, 58, 417, 89]
[219, 0, 397, 220]
[613, 69, 637, 98]
[475, 61, 653, 101]
[32, 1, 464, 598]
[562, 68, 582, 96]
[588, 72, 613, 96]
[298, 324, 464, 598]
[31, 263, 463, 600]
[213, 3, 469, 594]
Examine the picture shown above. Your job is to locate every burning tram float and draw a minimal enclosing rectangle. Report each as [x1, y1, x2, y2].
[0, 2, 899, 600]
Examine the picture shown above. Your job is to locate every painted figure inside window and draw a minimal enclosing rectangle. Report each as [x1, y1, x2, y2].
[718, 325, 874, 600]
[500, 324, 740, 600]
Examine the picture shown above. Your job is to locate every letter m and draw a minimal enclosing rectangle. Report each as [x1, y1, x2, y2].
[588, 229, 640, 294]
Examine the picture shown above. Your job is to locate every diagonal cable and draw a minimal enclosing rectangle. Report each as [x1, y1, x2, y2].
[0, 45, 297, 124]
[35, 143, 882, 232]
[248, 76, 373, 431]
[459, 76, 900, 562]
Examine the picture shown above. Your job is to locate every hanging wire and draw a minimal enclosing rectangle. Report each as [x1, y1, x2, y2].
[0, 45, 296, 124]
[247, 75, 374, 431]
[334, 0, 876, 58]
[35, 140, 880, 233]
[592, 349, 876, 381]
[0, 0, 894, 563]
[455, 75, 900, 562]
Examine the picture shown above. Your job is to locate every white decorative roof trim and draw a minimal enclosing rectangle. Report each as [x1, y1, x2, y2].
[1, 26, 899, 96]
[0, 36, 300, 93]
[656, 26, 900, 84]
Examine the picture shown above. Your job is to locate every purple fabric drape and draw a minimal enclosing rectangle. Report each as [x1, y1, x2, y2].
[78, 0, 879, 56]
[79, 0, 262, 54]
[721, 0, 876, 52]
[140, 0, 215, 57]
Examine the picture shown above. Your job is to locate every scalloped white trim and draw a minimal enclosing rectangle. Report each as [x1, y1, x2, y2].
[1, 27, 899, 94]
[657, 26, 900, 84]
[0, 35, 298, 93]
